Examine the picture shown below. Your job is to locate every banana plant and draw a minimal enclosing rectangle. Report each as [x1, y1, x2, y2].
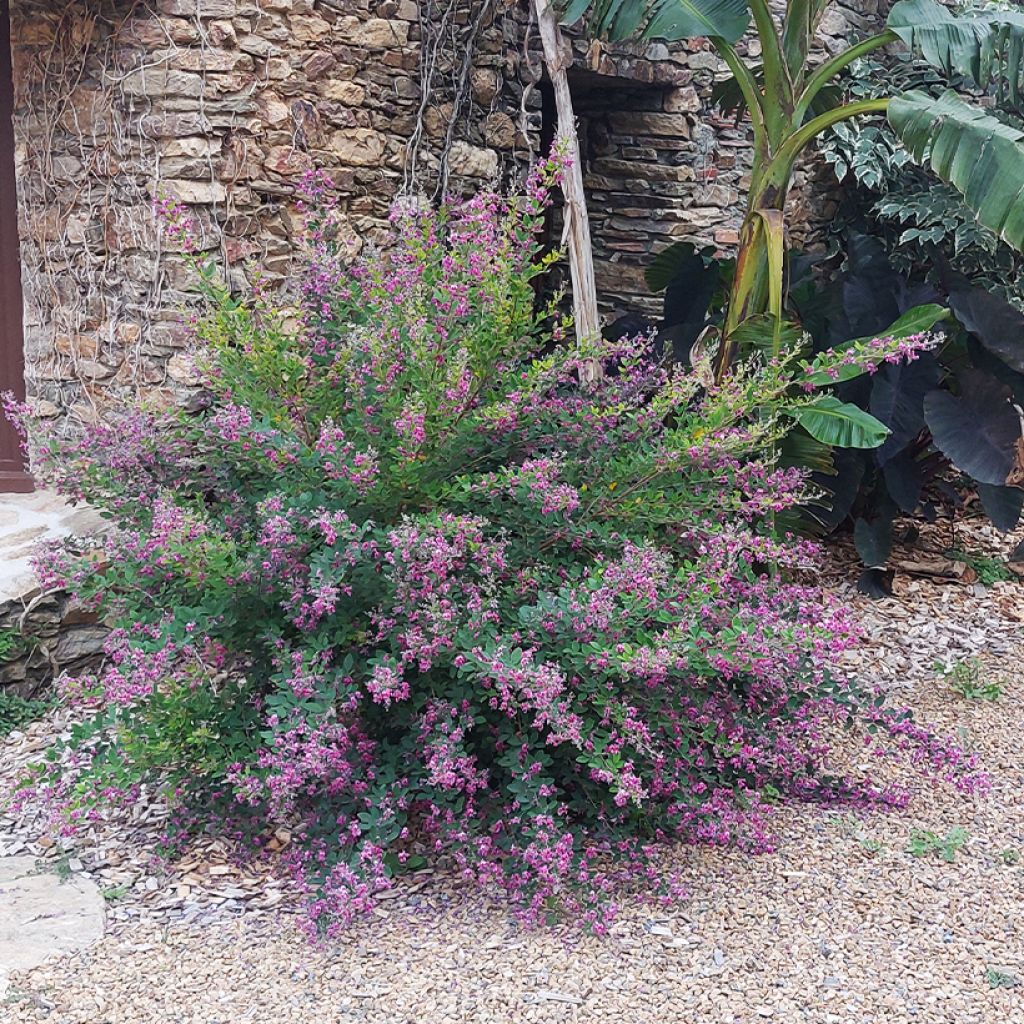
[562, 0, 1024, 378]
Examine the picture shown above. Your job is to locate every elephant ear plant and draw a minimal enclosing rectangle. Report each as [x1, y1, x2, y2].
[788, 237, 1024, 591]
[564, 0, 1024, 377]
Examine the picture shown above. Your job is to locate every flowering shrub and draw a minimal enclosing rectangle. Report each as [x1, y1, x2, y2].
[10, 161, 982, 935]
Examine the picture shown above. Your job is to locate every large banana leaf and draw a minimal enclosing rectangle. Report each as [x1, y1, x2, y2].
[888, 0, 1024, 108]
[790, 396, 890, 449]
[559, 0, 749, 43]
[888, 90, 1024, 251]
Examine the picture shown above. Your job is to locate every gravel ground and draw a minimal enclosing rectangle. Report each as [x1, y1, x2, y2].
[2, 520, 1023, 1024]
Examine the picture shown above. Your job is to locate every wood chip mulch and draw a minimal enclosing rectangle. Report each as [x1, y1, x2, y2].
[2, 518, 1022, 1023]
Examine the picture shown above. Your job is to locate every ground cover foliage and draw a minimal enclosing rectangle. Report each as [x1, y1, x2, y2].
[7, 163, 984, 934]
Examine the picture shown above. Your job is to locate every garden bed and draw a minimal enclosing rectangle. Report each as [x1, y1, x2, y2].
[2, 521, 1021, 1024]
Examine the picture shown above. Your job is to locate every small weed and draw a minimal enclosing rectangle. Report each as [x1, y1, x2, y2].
[907, 826, 969, 862]
[0, 629, 19, 662]
[36, 854, 73, 884]
[934, 658, 1003, 701]
[101, 883, 131, 903]
[0, 691, 50, 736]
[830, 813, 883, 853]
[999, 848, 1020, 866]
[947, 548, 1015, 586]
[985, 967, 1020, 989]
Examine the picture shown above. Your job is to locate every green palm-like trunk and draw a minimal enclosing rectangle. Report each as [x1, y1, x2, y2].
[564, 0, 1024, 378]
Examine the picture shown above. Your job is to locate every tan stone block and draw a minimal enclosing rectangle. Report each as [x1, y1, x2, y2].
[483, 111, 517, 149]
[264, 145, 313, 178]
[664, 86, 700, 114]
[320, 81, 366, 105]
[238, 34, 283, 57]
[32, 400, 61, 419]
[55, 334, 100, 359]
[121, 16, 199, 46]
[328, 129, 386, 167]
[423, 104, 452, 139]
[166, 353, 201, 385]
[158, 179, 229, 204]
[607, 111, 690, 137]
[116, 322, 142, 346]
[336, 16, 409, 48]
[139, 113, 214, 137]
[208, 20, 237, 46]
[470, 67, 500, 105]
[257, 94, 291, 126]
[157, 0, 237, 15]
[448, 141, 498, 180]
[165, 49, 252, 73]
[265, 57, 293, 80]
[120, 67, 204, 98]
[35, 359, 77, 382]
[76, 359, 118, 381]
[291, 15, 331, 43]
[160, 136, 222, 158]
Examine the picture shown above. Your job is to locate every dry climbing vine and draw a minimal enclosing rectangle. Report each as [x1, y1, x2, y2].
[404, 0, 506, 199]
[13, 0, 240, 428]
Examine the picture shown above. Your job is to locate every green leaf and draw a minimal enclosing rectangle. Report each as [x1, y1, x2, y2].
[888, 0, 1024, 107]
[560, 0, 750, 44]
[790, 396, 891, 449]
[847, 303, 948, 347]
[801, 305, 948, 388]
[732, 314, 807, 358]
[888, 90, 1024, 252]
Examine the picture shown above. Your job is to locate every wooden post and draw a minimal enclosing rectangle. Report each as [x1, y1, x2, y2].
[0, 0, 31, 492]
[533, 0, 602, 381]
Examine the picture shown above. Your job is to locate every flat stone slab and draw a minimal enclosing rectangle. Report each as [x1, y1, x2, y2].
[0, 491, 105, 603]
[0, 856, 105, 997]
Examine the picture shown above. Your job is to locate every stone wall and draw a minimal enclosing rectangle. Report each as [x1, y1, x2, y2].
[0, 589, 107, 697]
[9, 0, 881, 424]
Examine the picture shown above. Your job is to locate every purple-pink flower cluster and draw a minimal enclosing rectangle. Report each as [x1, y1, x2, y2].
[9, 163, 984, 937]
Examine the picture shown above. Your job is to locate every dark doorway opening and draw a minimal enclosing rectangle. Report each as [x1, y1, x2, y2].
[0, 0, 30, 491]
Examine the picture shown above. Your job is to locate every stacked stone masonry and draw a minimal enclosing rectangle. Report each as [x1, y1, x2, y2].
[10, 0, 881, 423]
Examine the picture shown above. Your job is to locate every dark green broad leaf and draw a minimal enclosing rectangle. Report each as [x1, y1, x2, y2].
[854, 510, 895, 568]
[781, 426, 835, 475]
[881, 450, 924, 514]
[857, 567, 896, 599]
[977, 482, 1024, 532]
[644, 242, 725, 362]
[948, 284, 1024, 375]
[644, 240, 717, 293]
[561, 0, 751, 44]
[825, 235, 942, 347]
[869, 353, 941, 465]
[888, 90, 1024, 252]
[923, 370, 1023, 486]
[792, 396, 890, 449]
[808, 446, 866, 532]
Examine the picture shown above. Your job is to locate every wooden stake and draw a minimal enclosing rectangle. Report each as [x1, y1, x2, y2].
[533, 0, 603, 381]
